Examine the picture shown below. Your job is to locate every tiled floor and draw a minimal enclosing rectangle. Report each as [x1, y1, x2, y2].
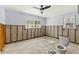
[2, 36, 79, 54]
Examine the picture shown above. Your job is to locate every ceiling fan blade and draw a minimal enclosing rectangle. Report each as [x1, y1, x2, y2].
[33, 7, 40, 9]
[43, 6, 51, 9]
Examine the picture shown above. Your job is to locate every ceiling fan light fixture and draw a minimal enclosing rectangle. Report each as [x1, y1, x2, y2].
[41, 5, 43, 8]
[33, 5, 51, 14]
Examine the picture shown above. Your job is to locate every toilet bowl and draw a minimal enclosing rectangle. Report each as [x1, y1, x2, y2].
[55, 36, 69, 54]
[56, 44, 67, 54]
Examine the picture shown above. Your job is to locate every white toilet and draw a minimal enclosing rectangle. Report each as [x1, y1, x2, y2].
[55, 36, 69, 54]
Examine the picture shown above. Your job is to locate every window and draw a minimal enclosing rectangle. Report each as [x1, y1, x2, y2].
[63, 15, 76, 29]
[25, 20, 41, 29]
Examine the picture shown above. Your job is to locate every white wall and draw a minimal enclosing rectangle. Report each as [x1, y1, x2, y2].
[5, 6, 79, 26]
[5, 9, 46, 26]
[46, 11, 79, 26]
[46, 16, 63, 26]
[0, 6, 5, 24]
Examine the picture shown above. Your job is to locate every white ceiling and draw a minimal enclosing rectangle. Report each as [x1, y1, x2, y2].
[5, 5, 77, 18]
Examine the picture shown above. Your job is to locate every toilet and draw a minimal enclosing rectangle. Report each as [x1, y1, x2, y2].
[55, 36, 69, 54]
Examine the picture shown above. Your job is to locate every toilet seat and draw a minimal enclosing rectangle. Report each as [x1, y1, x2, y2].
[56, 44, 66, 50]
[55, 44, 67, 54]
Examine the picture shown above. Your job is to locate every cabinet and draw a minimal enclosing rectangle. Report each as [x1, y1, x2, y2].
[0, 23, 5, 51]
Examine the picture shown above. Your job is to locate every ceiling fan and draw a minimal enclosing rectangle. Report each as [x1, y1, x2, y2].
[33, 5, 51, 14]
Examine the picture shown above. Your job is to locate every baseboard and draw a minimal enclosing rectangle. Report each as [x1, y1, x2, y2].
[5, 35, 79, 45]
[5, 36, 46, 44]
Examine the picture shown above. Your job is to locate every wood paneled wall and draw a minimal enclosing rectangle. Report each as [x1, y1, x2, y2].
[46, 26, 60, 39]
[5, 25, 79, 44]
[5, 25, 46, 44]
[46, 26, 79, 44]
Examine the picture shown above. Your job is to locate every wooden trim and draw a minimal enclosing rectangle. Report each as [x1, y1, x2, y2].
[74, 29, 76, 43]
[16, 26, 18, 41]
[45, 26, 46, 36]
[40, 28, 41, 37]
[57, 26, 59, 38]
[34, 28, 36, 37]
[45, 27, 47, 36]
[27, 29, 28, 39]
[50, 26, 51, 37]
[37, 28, 38, 37]
[40, 26, 43, 37]
[53, 26, 55, 37]
[62, 26, 63, 36]
[59, 35, 68, 37]
[10, 25, 12, 43]
[37, 28, 39, 37]
[40, 28, 41, 36]
[34, 28, 35, 37]
[46, 35, 59, 39]
[22, 25, 23, 40]
[38, 28, 40, 37]
[16, 26, 17, 41]
[31, 28, 32, 38]
[40, 28, 42, 37]
[70, 41, 79, 45]
[26, 29, 27, 40]
[37, 28, 40, 37]
[31, 28, 33, 38]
